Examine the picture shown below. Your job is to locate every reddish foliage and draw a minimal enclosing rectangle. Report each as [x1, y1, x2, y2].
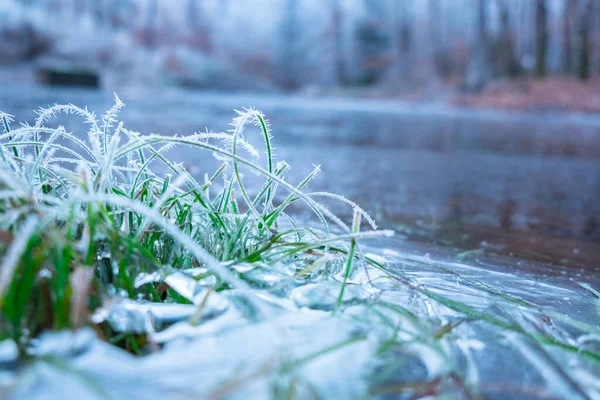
[454, 77, 600, 113]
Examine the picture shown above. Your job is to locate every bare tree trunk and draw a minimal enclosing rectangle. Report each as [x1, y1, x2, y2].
[465, 0, 490, 92]
[103, 0, 112, 28]
[355, 0, 391, 85]
[578, 0, 593, 80]
[331, 0, 347, 85]
[563, 0, 576, 74]
[278, 0, 301, 89]
[495, 0, 519, 77]
[392, 0, 412, 78]
[399, 1, 412, 57]
[90, 0, 102, 25]
[429, 0, 446, 76]
[476, 0, 488, 53]
[534, 0, 548, 78]
[434, 0, 453, 77]
[594, 0, 600, 75]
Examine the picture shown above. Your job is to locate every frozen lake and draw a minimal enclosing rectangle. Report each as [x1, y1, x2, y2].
[1, 85, 599, 267]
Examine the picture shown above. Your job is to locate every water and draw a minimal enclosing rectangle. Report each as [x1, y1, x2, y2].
[1, 85, 598, 266]
[1, 86, 599, 399]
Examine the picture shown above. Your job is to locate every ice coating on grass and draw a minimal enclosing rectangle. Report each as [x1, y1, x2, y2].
[290, 281, 374, 311]
[7, 311, 376, 400]
[240, 267, 292, 289]
[3, 239, 600, 399]
[103, 300, 197, 333]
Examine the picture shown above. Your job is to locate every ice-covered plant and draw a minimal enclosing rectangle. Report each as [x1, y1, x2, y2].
[0, 95, 392, 351]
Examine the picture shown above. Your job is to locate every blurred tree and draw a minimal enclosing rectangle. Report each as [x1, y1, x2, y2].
[534, 0, 548, 78]
[145, 0, 159, 48]
[276, 0, 302, 89]
[465, 0, 490, 92]
[355, 0, 391, 85]
[90, 0, 102, 25]
[392, 0, 413, 77]
[563, 0, 576, 74]
[595, 0, 600, 75]
[578, 0, 593, 80]
[494, 0, 519, 77]
[14, 0, 600, 90]
[331, 0, 348, 85]
[430, 0, 452, 77]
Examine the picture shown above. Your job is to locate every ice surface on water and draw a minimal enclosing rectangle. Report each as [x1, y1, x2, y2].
[291, 281, 374, 311]
[3, 238, 600, 399]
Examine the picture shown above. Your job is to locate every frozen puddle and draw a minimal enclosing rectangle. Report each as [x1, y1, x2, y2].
[2, 240, 599, 400]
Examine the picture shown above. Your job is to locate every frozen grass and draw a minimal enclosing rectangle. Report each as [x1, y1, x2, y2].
[1, 97, 599, 398]
[0, 95, 393, 352]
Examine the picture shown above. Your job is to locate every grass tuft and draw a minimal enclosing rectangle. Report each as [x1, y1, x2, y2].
[0, 97, 391, 350]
